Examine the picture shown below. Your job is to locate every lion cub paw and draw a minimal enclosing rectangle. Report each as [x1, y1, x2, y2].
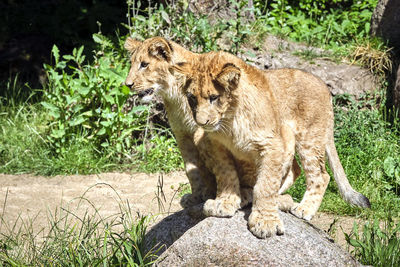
[276, 194, 294, 211]
[180, 193, 203, 208]
[203, 196, 240, 217]
[290, 203, 316, 221]
[248, 209, 284, 238]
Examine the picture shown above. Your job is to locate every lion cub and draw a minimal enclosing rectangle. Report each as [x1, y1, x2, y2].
[124, 37, 300, 213]
[173, 51, 370, 238]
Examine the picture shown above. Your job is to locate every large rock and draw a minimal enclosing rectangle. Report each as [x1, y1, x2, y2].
[370, 0, 400, 51]
[146, 208, 360, 266]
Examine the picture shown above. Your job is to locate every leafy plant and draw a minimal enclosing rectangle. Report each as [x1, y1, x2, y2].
[42, 34, 148, 156]
[135, 128, 184, 173]
[383, 156, 400, 193]
[345, 217, 400, 266]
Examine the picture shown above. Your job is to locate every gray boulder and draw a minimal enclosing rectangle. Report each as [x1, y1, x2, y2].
[146, 208, 360, 266]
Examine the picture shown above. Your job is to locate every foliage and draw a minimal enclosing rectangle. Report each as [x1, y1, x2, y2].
[0, 190, 159, 265]
[135, 131, 184, 173]
[0, 103, 116, 175]
[345, 216, 400, 266]
[42, 34, 144, 156]
[177, 183, 192, 198]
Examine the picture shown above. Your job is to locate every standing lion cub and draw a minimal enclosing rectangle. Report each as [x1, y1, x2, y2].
[173, 51, 370, 238]
[124, 37, 300, 214]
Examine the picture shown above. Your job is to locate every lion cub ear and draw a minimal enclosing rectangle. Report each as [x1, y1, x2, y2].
[170, 62, 191, 75]
[169, 62, 192, 82]
[148, 37, 173, 62]
[215, 63, 241, 92]
[124, 37, 142, 52]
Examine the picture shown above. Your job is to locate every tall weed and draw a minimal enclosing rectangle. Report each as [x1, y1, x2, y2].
[345, 216, 400, 266]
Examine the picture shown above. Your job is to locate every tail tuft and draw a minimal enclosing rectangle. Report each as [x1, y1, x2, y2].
[343, 190, 371, 208]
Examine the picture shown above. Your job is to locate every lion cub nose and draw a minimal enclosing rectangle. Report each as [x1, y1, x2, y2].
[196, 119, 210, 127]
[125, 79, 134, 88]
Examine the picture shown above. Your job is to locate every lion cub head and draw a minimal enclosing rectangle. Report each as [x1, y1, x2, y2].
[124, 37, 174, 102]
[173, 60, 241, 132]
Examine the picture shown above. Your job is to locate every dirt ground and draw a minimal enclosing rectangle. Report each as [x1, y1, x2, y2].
[0, 171, 360, 249]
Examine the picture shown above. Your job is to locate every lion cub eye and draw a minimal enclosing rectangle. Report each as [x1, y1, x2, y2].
[209, 94, 219, 104]
[140, 62, 149, 69]
[186, 92, 197, 108]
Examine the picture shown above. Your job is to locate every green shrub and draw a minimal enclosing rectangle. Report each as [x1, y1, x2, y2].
[125, 1, 225, 53]
[42, 34, 148, 156]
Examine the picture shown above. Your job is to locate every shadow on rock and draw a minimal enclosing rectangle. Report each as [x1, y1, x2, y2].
[145, 204, 206, 255]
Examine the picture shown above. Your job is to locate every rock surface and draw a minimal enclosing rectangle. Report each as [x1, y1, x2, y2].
[146, 208, 360, 266]
[371, 0, 400, 51]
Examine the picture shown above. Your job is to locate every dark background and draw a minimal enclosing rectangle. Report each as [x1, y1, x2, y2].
[0, 0, 128, 90]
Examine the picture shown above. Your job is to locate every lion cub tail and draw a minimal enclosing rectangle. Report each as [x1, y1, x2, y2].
[326, 134, 371, 208]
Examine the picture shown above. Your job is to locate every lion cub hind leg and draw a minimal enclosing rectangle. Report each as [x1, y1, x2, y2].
[278, 158, 302, 194]
[276, 194, 294, 211]
[290, 141, 330, 221]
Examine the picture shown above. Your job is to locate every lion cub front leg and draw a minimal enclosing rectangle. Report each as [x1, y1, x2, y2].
[248, 147, 285, 238]
[175, 133, 216, 208]
[203, 142, 241, 217]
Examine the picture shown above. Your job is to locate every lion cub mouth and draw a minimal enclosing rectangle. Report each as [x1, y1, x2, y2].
[137, 88, 154, 103]
[201, 121, 221, 132]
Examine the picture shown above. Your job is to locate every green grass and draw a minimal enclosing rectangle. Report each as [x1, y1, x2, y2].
[0, 102, 114, 175]
[0, 187, 160, 265]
